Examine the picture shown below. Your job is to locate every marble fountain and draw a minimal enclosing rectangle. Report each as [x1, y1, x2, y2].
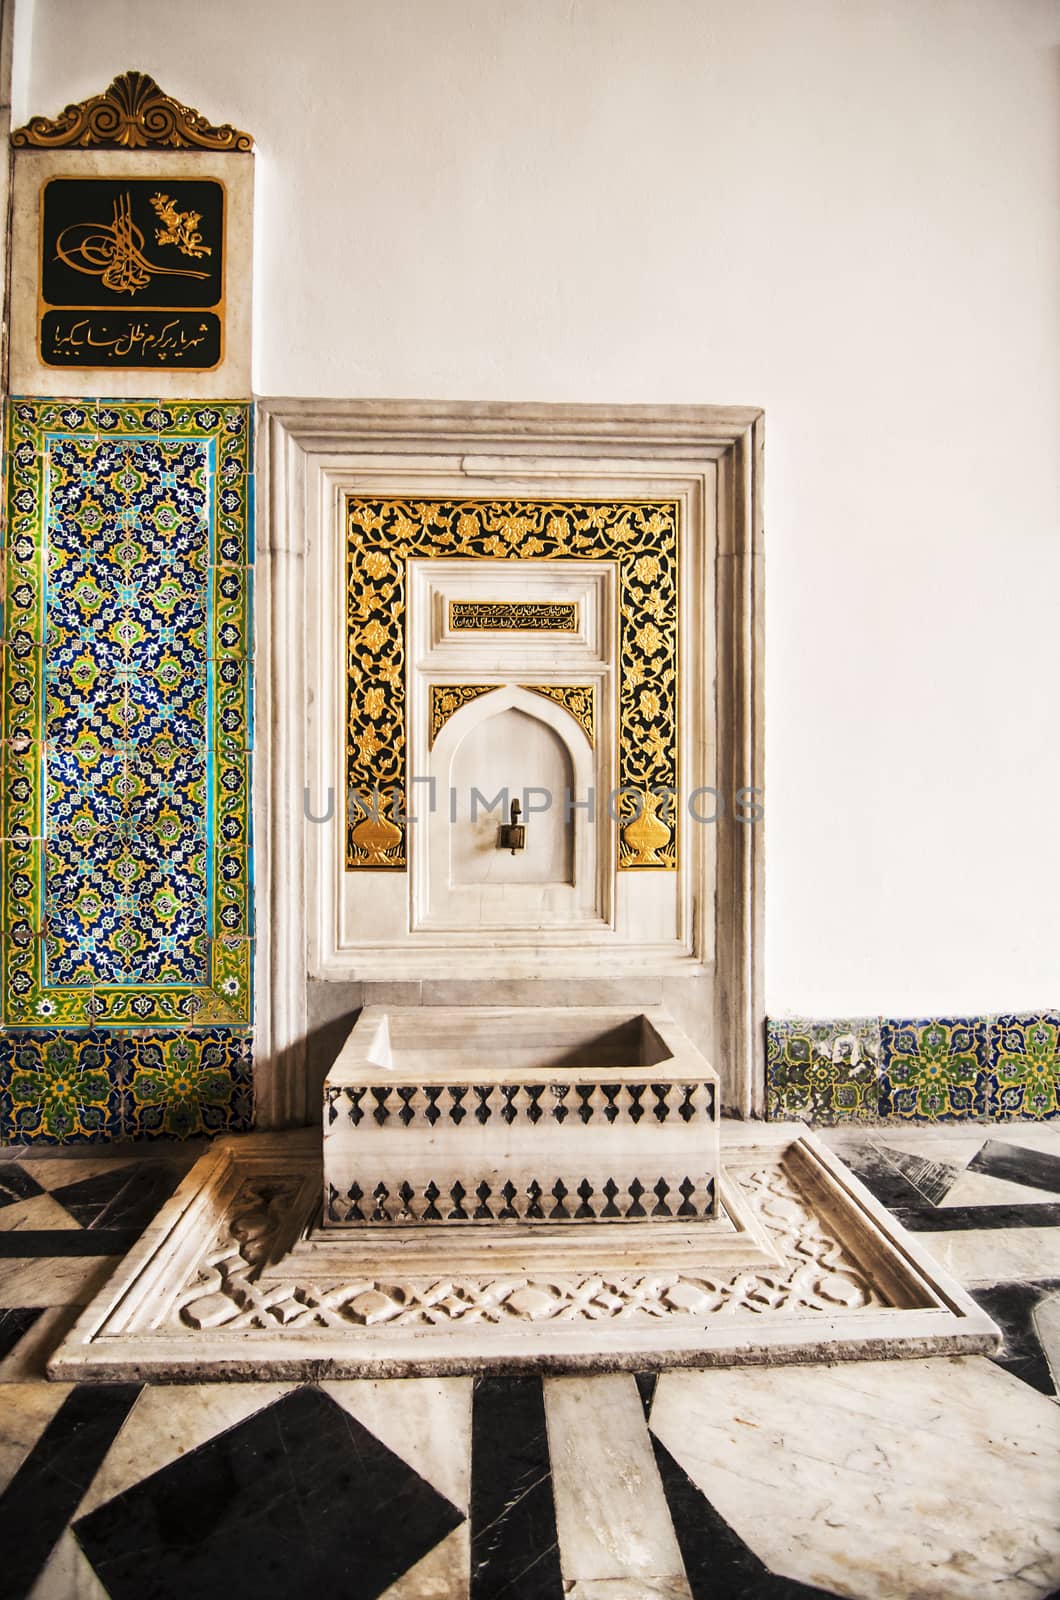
[49, 1004, 997, 1380]
[46, 465, 1000, 1379]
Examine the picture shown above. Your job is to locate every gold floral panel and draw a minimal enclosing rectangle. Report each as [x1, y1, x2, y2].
[346, 500, 678, 871]
[428, 685, 498, 748]
[429, 684, 595, 749]
[521, 685, 594, 746]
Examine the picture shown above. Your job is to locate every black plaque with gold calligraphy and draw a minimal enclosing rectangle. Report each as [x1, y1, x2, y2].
[38, 176, 225, 369]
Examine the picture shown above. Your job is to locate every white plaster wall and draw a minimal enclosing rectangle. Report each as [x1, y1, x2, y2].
[15, 0, 1060, 1018]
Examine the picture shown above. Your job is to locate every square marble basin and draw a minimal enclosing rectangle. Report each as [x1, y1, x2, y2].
[323, 1006, 720, 1227]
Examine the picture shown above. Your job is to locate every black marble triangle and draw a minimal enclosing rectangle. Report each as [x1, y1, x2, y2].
[968, 1140, 1060, 1197]
[971, 1279, 1060, 1397]
[0, 1162, 45, 1208]
[634, 1371, 658, 1419]
[879, 1147, 963, 1206]
[0, 1306, 42, 1360]
[51, 1162, 186, 1231]
[74, 1385, 464, 1600]
[649, 1433, 847, 1598]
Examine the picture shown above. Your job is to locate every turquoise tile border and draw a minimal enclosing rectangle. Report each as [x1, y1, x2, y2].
[768, 1012, 1060, 1124]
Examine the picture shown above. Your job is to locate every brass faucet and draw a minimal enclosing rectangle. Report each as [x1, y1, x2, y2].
[498, 797, 526, 855]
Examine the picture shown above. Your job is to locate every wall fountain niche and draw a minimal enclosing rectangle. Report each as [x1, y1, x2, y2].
[276, 401, 765, 1124]
[327, 501, 725, 1241]
[448, 703, 575, 888]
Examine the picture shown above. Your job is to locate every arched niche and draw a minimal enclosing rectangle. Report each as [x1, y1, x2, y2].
[418, 683, 603, 930]
[450, 704, 574, 886]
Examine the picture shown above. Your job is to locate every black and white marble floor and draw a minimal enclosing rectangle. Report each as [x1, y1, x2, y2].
[1, 1125, 1059, 1600]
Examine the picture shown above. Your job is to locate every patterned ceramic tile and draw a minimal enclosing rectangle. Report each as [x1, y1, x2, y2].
[766, 1017, 880, 1123]
[879, 1017, 989, 1121]
[986, 1013, 1060, 1121]
[0, 1029, 124, 1142]
[123, 1029, 253, 1138]
[1, 398, 254, 1143]
[769, 1012, 1060, 1125]
[0, 1026, 253, 1144]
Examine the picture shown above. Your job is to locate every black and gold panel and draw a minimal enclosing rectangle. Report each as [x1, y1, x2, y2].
[39, 176, 224, 368]
[449, 599, 578, 632]
[346, 499, 679, 872]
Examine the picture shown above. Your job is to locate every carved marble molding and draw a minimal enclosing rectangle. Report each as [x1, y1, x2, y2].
[11, 71, 253, 151]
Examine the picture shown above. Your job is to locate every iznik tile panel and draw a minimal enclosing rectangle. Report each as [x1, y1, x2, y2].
[0, 398, 253, 1142]
[768, 1012, 1060, 1125]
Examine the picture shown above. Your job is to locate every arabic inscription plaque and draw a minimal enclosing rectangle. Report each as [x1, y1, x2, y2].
[39, 176, 224, 368]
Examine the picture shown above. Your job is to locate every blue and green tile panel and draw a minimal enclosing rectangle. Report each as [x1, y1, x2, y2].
[1, 398, 254, 1143]
[768, 1013, 1060, 1124]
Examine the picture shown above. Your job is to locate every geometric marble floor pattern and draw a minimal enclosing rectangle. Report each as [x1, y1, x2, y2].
[0, 1130, 1057, 1599]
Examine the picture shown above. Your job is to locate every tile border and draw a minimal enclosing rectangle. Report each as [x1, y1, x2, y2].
[768, 1012, 1060, 1123]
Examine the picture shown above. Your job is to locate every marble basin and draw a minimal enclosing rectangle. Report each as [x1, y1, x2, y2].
[323, 1006, 720, 1227]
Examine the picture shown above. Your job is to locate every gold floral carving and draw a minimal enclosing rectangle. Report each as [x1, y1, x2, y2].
[521, 685, 594, 746]
[12, 71, 254, 151]
[429, 684, 499, 748]
[429, 683, 595, 749]
[347, 499, 678, 871]
[621, 790, 673, 867]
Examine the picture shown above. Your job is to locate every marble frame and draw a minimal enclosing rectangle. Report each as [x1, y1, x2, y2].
[254, 400, 764, 1124]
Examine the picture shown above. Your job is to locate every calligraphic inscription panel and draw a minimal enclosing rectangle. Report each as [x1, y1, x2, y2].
[346, 499, 678, 871]
[0, 399, 253, 1142]
[449, 599, 578, 632]
[39, 177, 224, 369]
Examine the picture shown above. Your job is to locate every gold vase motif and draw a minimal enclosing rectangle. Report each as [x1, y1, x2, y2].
[621, 793, 672, 866]
[350, 812, 404, 866]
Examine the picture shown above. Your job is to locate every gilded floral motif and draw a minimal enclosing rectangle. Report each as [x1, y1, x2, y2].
[347, 499, 678, 869]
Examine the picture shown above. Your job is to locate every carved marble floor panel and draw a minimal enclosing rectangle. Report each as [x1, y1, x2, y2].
[45, 1125, 999, 1380]
[0, 1124, 1057, 1598]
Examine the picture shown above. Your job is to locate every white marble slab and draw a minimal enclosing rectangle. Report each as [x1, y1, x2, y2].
[1033, 1292, 1060, 1398]
[0, 1257, 115, 1308]
[650, 1356, 1060, 1600]
[917, 1226, 1060, 1285]
[0, 1381, 71, 1492]
[28, 1534, 108, 1600]
[940, 1169, 1060, 1208]
[0, 1194, 82, 1231]
[319, 1377, 472, 1513]
[544, 1374, 690, 1598]
[19, 1159, 142, 1192]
